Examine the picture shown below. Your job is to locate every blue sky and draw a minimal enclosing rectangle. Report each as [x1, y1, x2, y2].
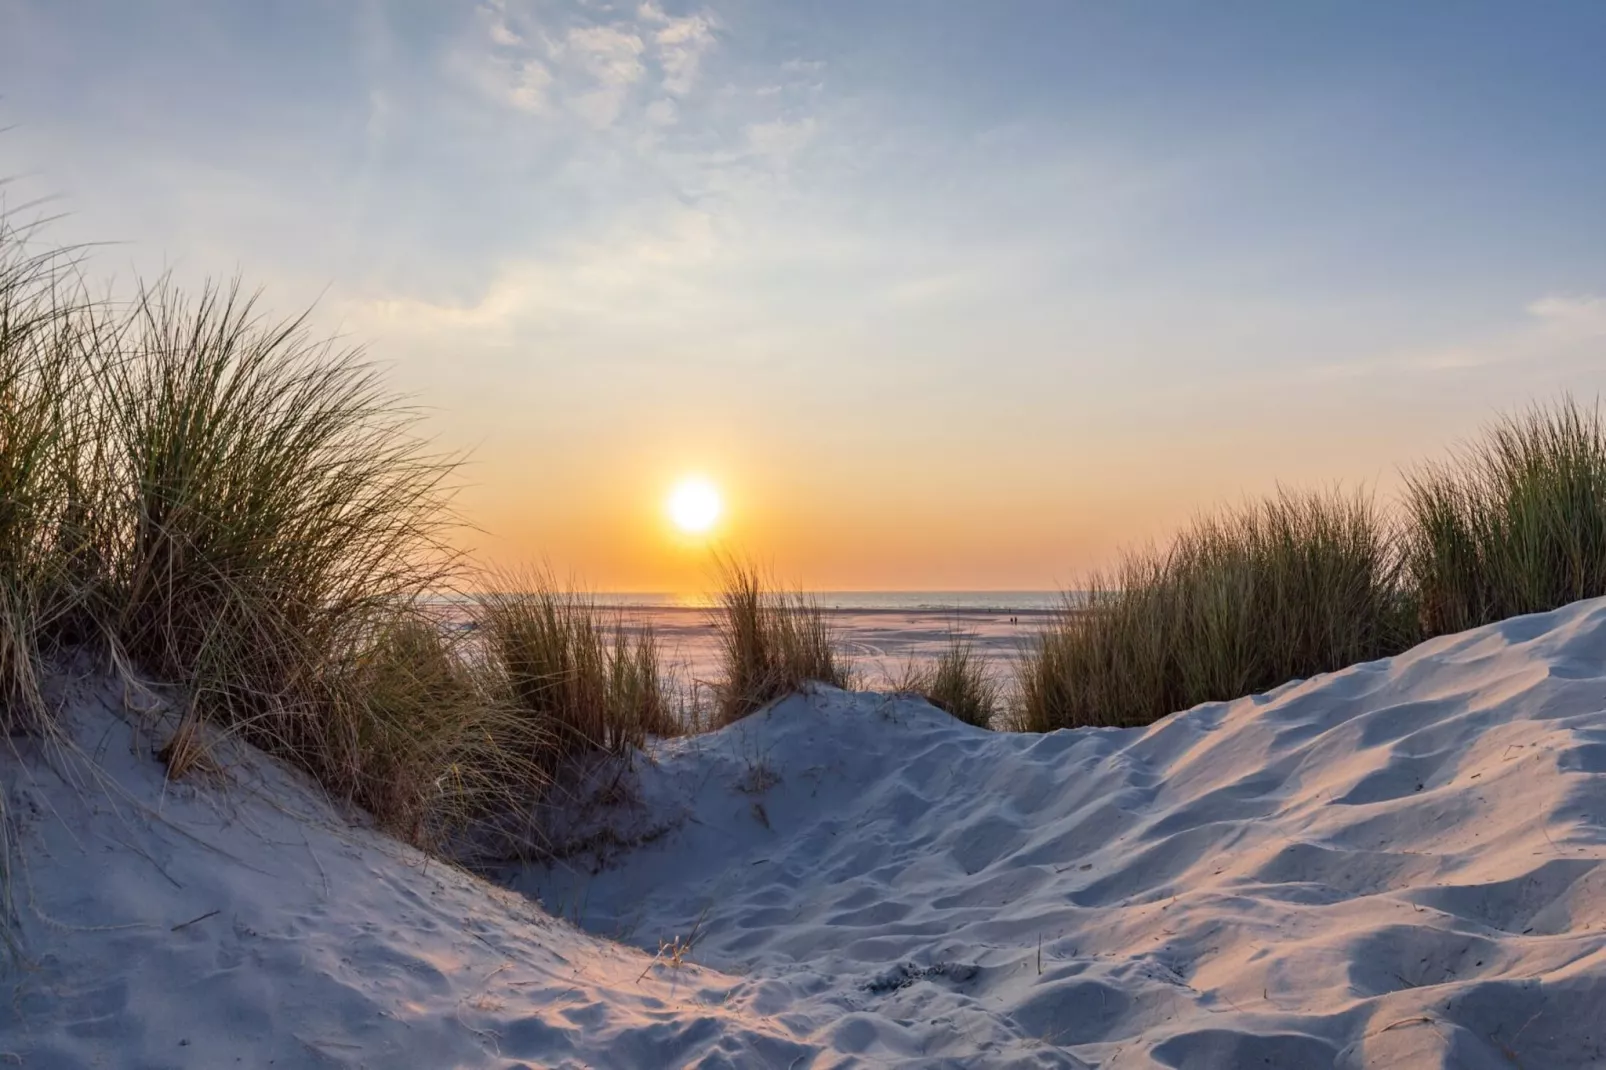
[4, 1, 1606, 588]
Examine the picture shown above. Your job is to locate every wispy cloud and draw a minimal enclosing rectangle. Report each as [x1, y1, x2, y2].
[1315, 293, 1606, 380]
[350, 207, 726, 341]
[451, 0, 718, 129]
[640, 2, 718, 96]
[1528, 294, 1606, 342]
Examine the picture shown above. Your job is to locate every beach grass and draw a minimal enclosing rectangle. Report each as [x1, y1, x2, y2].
[0, 216, 100, 734]
[896, 632, 999, 728]
[1405, 396, 1606, 637]
[0, 218, 518, 845]
[478, 574, 680, 768]
[0, 209, 681, 856]
[712, 557, 851, 725]
[1016, 488, 1413, 731]
[330, 611, 548, 849]
[93, 280, 468, 820]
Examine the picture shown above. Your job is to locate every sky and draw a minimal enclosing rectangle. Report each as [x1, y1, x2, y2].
[4, 1, 1606, 591]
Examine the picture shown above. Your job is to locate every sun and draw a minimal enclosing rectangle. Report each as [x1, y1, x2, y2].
[667, 476, 722, 534]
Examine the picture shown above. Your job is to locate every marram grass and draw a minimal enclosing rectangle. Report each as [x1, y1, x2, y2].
[94, 280, 474, 826]
[1015, 488, 1414, 731]
[896, 632, 999, 729]
[1404, 397, 1606, 637]
[712, 557, 851, 726]
[0, 215, 103, 733]
[478, 573, 680, 768]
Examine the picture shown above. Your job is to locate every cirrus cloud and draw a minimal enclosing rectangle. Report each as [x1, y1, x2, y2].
[453, 0, 718, 129]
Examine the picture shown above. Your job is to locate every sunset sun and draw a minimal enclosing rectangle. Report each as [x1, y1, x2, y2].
[667, 476, 722, 535]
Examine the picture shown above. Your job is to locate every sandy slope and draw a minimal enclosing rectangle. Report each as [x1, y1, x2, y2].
[0, 680, 810, 1069]
[519, 601, 1606, 1068]
[7, 601, 1606, 1067]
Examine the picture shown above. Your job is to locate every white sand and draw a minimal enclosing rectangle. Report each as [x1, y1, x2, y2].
[7, 600, 1606, 1067]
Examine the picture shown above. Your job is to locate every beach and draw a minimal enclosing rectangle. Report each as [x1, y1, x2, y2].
[617, 602, 1055, 694]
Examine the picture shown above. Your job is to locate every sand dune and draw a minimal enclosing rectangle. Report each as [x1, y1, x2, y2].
[7, 600, 1606, 1067]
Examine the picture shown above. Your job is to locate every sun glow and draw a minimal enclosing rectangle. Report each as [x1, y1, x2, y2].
[667, 476, 722, 535]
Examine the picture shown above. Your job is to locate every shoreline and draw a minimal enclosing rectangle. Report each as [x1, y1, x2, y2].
[608, 603, 1066, 618]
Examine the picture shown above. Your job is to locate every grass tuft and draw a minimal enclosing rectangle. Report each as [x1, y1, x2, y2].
[478, 573, 678, 771]
[92, 279, 461, 812]
[712, 557, 850, 726]
[0, 216, 95, 732]
[896, 632, 999, 728]
[0, 213, 644, 856]
[1404, 396, 1606, 636]
[1017, 488, 1411, 731]
[329, 612, 548, 850]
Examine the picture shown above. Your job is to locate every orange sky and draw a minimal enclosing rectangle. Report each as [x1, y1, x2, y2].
[449, 372, 1552, 593]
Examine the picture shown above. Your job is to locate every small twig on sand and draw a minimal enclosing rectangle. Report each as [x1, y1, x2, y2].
[638, 906, 710, 982]
[171, 908, 220, 932]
